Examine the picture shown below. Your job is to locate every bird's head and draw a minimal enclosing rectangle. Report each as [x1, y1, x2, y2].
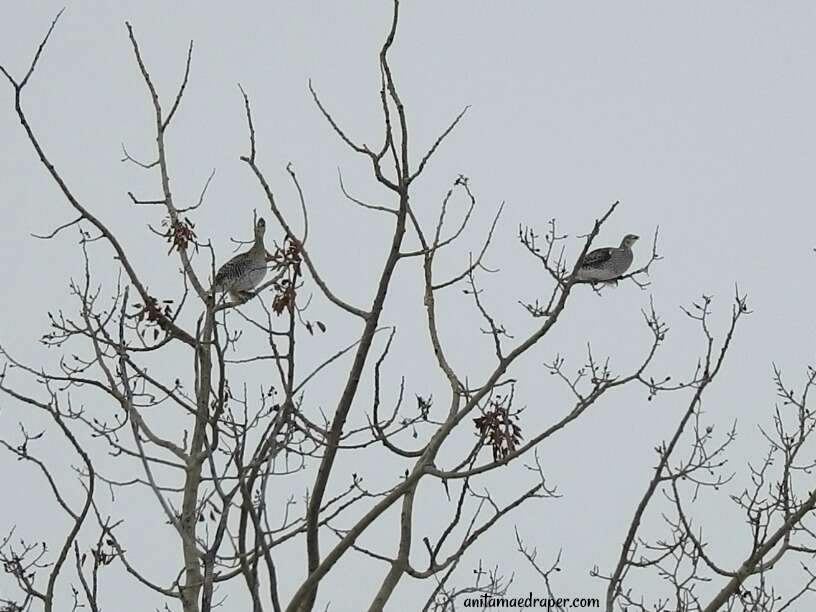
[254, 217, 267, 240]
[621, 234, 639, 248]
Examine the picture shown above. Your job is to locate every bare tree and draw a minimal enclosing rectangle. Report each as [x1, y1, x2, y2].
[1, 3, 813, 612]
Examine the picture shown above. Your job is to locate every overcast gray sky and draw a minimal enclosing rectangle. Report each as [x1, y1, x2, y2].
[2, 2, 816, 610]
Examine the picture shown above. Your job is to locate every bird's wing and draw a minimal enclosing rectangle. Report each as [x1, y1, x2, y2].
[214, 252, 252, 285]
[580, 247, 614, 268]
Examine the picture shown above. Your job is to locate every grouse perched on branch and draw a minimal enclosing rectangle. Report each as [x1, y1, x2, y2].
[212, 217, 268, 302]
[574, 234, 638, 283]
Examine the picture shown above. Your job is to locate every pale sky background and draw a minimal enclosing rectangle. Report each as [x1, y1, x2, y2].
[2, 2, 816, 610]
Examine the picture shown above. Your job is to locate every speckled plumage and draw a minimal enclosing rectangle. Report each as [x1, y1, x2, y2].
[212, 218, 268, 301]
[575, 234, 638, 282]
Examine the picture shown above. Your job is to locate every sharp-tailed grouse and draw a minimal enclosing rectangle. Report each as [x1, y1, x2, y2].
[574, 234, 639, 282]
[212, 218, 268, 302]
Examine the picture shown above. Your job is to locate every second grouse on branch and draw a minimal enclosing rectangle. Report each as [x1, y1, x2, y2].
[574, 233, 639, 283]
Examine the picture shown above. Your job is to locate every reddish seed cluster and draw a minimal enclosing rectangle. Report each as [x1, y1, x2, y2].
[473, 397, 522, 461]
[162, 215, 197, 254]
[268, 236, 302, 315]
[130, 295, 174, 340]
